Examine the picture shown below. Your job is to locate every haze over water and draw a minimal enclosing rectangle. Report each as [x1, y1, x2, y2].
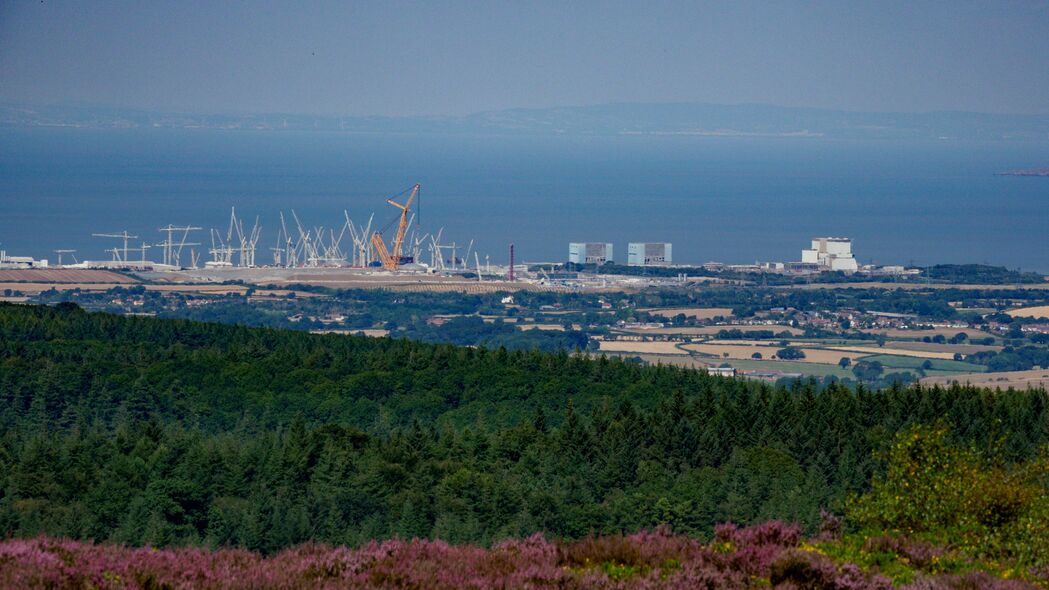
[2, 127, 1048, 271]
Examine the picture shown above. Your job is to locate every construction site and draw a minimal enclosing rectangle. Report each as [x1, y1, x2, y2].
[0, 183, 567, 292]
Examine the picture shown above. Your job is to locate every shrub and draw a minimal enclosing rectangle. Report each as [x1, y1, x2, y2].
[849, 426, 1049, 572]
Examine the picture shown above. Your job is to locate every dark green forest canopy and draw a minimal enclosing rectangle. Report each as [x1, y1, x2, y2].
[1, 303, 1046, 552]
[1, 302, 736, 431]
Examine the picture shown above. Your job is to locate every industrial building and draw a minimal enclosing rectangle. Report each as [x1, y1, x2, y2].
[0, 251, 48, 269]
[568, 242, 613, 265]
[627, 242, 672, 266]
[801, 237, 858, 272]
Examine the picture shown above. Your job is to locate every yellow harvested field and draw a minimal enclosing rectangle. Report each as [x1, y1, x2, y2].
[681, 343, 765, 359]
[620, 324, 801, 336]
[921, 369, 1049, 391]
[517, 324, 566, 331]
[1007, 306, 1049, 319]
[598, 341, 687, 355]
[824, 345, 956, 360]
[0, 282, 249, 294]
[0, 269, 137, 283]
[0, 282, 128, 293]
[642, 307, 734, 319]
[683, 343, 866, 364]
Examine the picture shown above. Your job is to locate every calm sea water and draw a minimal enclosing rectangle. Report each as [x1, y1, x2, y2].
[1, 128, 1047, 270]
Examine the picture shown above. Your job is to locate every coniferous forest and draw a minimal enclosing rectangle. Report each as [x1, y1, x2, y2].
[1, 302, 1048, 588]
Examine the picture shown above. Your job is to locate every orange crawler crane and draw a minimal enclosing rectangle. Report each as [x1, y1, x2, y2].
[371, 183, 420, 271]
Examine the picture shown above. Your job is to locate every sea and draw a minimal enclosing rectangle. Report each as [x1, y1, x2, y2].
[1, 127, 1048, 271]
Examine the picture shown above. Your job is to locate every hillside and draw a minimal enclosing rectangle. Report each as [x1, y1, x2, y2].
[1, 303, 1047, 587]
[5, 101, 1049, 140]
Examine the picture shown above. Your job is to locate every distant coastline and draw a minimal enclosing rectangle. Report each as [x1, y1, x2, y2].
[5, 101, 1049, 141]
[997, 167, 1049, 177]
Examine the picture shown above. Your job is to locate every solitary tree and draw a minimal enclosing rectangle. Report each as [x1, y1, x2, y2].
[776, 347, 806, 360]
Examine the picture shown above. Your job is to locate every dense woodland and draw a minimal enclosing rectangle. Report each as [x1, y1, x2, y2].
[1, 303, 1047, 556]
[26, 282, 1049, 327]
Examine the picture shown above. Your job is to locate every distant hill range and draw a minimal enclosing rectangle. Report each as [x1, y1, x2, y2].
[996, 167, 1049, 176]
[2, 101, 1049, 140]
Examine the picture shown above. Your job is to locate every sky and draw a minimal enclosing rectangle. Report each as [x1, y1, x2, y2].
[1, 1, 1048, 117]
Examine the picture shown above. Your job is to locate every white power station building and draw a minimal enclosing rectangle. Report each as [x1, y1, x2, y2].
[568, 242, 613, 265]
[802, 237, 858, 272]
[627, 242, 672, 266]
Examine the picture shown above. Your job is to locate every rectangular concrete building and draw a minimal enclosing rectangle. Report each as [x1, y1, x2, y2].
[801, 237, 858, 272]
[627, 242, 672, 266]
[568, 242, 613, 265]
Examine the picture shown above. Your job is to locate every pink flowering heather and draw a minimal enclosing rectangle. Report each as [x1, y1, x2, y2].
[0, 524, 1030, 590]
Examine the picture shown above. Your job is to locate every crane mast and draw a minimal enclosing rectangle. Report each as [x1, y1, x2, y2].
[372, 183, 420, 271]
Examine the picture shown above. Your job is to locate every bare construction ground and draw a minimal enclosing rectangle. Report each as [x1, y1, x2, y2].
[142, 267, 545, 293]
[921, 369, 1049, 391]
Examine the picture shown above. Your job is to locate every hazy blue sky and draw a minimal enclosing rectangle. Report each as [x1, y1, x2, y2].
[2, 1, 1048, 116]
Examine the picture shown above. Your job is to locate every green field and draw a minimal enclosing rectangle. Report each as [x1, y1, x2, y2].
[861, 354, 985, 372]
